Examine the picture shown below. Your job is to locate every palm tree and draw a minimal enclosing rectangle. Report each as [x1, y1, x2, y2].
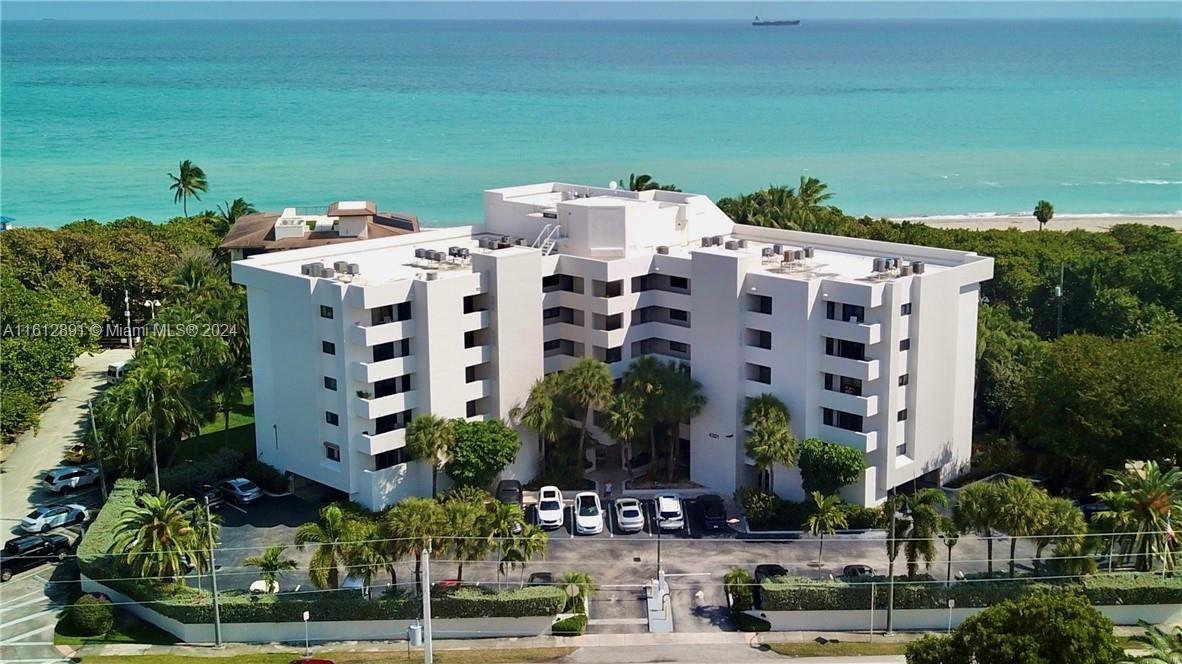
[603, 390, 644, 470]
[168, 251, 225, 303]
[993, 477, 1049, 577]
[1033, 200, 1054, 232]
[443, 497, 491, 581]
[210, 355, 247, 449]
[113, 492, 200, 582]
[804, 491, 848, 565]
[743, 394, 796, 489]
[939, 519, 960, 583]
[898, 488, 949, 578]
[214, 197, 258, 235]
[168, 160, 208, 216]
[385, 497, 446, 590]
[661, 363, 705, 482]
[1118, 619, 1182, 664]
[405, 415, 455, 498]
[500, 523, 548, 587]
[509, 375, 569, 475]
[1095, 460, 1182, 572]
[560, 358, 614, 475]
[243, 545, 298, 593]
[294, 504, 362, 590]
[1033, 497, 1086, 565]
[115, 350, 197, 493]
[953, 480, 1003, 575]
[621, 356, 668, 478]
[559, 571, 598, 614]
[623, 173, 681, 192]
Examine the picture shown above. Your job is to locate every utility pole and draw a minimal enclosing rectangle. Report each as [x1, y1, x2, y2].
[421, 548, 433, 664]
[205, 496, 223, 647]
[886, 491, 897, 635]
[86, 400, 108, 500]
[123, 288, 134, 350]
[1055, 264, 1064, 338]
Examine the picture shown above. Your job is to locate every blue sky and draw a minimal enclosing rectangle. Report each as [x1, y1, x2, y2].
[4, 1, 1180, 21]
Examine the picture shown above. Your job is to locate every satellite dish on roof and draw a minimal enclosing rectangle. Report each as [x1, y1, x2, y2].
[609, 180, 618, 192]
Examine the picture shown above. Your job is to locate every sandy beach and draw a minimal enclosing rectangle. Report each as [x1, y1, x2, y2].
[896, 214, 1182, 233]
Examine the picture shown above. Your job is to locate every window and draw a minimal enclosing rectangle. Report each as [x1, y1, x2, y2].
[826, 302, 865, 323]
[826, 337, 867, 361]
[604, 346, 623, 364]
[900, 338, 911, 351]
[670, 308, 689, 322]
[670, 276, 689, 290]
[324, 443, 341, 462]
[319, 305, 334, 319]
[669, 341, 688, 353]
[823, 408, 863, 432]
[323, 376, 337, 391]
[900, 302, 912, 316]
[747, 328, 772, 350]
[325, 411, 339, 426]
[543, 339, 561, 352]
[396, 302, 412, 321]
[897, 409, 908, 421]
[466, 399, 480, 417]
[322, 341, 336, 355]
[746, 363, 772, 384]
[543, 307, 561, 320]
[898, 373, 909, 386]
[747, 294, 773, 315]
[375, 448, 406, 470]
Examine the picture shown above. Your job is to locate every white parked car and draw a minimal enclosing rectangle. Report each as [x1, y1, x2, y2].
[655, 493, 684, 531]
[614, 497, 646, 533]
[536, 486, 564, 529]
[574, 492, 603, 535]
[21, 504, 88, 534]
[42, 466, 101, 494]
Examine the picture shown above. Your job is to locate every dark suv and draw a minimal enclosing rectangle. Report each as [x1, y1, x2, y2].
[190, 482, 224, 511]
[496, 479, 523, 506]
[698, 494, 728, 530]
[1, 534, 70, 582]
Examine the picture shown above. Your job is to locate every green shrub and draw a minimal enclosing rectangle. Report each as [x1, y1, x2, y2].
[735, 487, 780, 527]
[242, 459, 286, 493]
[77, 478, 143, 580]
[798, 438, 867, 496]
[158, 448, 245, 494]
[760, 573, 1182, 612]
[839, 503, 886, 529]
[70, 595, 115, 635]
[723, 568, 754, 612]
[551, 613, 587, 636]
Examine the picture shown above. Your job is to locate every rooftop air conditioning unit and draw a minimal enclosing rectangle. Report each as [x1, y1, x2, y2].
[320, 267, 335, 279]
[712, 235, 724, 246]
[459, 248, 470, 259]
[804, 247, 815, 258]
[737, 239, 748, 248]
[873, 258, 885, 273]
[783, 250, 794, 263]
[334, 261, 349, 272]
[414, 248, 426, 259]
[900, 265, 913, 276]
[656, 246, 669, 255]
[761, 247, 774, 258]
[348, 263, 360, 275]
[425, 271, 438, 281]
[434, 251, 447, 262]
[773, 244, 783, 254]
[793, 250, 804, 261]
[299, 263, 314, 276]
[913, 261, 926, 274]
[724, 240, 739, 250]
[448, 246, 460, 257]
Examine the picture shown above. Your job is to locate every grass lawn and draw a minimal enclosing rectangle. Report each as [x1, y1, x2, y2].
[56, 614, 180, 647]
[81, 647, 576, 664]
[766, 641, 909, 657]
[175, 389, 256, 460]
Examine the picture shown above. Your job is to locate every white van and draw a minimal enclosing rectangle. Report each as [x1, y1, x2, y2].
[106, 360, 129, 384]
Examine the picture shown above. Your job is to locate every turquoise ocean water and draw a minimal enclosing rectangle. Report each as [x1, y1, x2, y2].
[2, 18, 1180, 227]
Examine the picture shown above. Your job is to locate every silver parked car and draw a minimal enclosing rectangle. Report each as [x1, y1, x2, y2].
[216, 478, 263, 505]
[21, 504, 88, 534]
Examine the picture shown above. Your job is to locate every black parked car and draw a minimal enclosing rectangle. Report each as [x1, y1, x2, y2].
[190, 482, 225, 511]
[698, 494, 728, 530]
[527, 572, 554, 586]
[754, 563, 789, 583]
[843, 564, 875, 579]
[1, 534, 70, 582]
[496, 479, 523, 506]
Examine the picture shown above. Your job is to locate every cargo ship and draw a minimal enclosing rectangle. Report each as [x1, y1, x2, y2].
[752, 16, 801, 26]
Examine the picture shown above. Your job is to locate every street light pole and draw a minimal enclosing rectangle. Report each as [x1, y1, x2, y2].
[421, 548, 434, 664]
[86, 399, 108, 500]
[886, 491, 897, 635]
[123, 288, 133, 350]
[205, 496, 223, 647]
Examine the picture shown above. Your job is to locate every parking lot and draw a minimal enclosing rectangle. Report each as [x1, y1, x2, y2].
[526, 495, 735, 542]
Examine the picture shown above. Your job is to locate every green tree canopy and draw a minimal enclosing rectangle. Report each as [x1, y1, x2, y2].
[446, 418, 521, 488]
[798, 438, 867, 496]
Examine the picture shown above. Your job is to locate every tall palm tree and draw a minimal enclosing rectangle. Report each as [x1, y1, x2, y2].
[214, 197, 258, 236]
[661, 363, 705, 482]
[621, 356, 668, 478]
[243, 545, 298, 593]
[113, 491, 199, 582]
[168, 251, 225, 303]
[500, 523, 548, 587]
[561, 358, 614, 474]
[623, 173, 681, 192]
[405, 415, 455, 498]
[603, 390, 644, 469]
[743, 394, 795, 489]
[897, 488, 949, 578]
[805, 491, 848, 565]
[210, 353, 247, 449]
[168, 160, 208, 216]
[116, 350, 197, 493]
[795, 176, 835, 225]
[993, 477, 1049, 577]
[509, 375, 569, 475]
[1034, 497, 1086, 565]
[1095, 460, 1182, 572]
[953, 480, 1003, 575]
[1033, 200, 1055, 232]
[294, 504, 362, 590]
[443, 497, 491, 581]
[385, 497, 446, 590]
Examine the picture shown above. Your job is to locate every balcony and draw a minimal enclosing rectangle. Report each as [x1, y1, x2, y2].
[462, 344, 492, 366]
[354, 391, 417, 420]
[821, 354, 880, 383]
[819, 317, 881, 346]
[819, 389, 879, 418]
[347, 320, 414, 347]
[461, 310, 491, 332]
[464, 378, 493, 402]
[356, 428, 407, 456]
[817, 425, 878, 453]
[354, 355, 416, 384]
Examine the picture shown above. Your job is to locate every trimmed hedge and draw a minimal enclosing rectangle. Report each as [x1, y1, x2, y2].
[551, 613, 587, 636]
[737, 487, 884, 531]
[70, 594, 115, 635]
[77, 478, 144, 580]
[242, 459, 286, 493]
[159, 449, 245, 495]
[760, 573, 1182, 611]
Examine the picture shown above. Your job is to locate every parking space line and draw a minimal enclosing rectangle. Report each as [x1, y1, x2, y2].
[567, 505, 574, 539]
[0, 622, 55, 644]
[0, 597, 51, 614]
[227, 502, 247, 514]
[0, 589, 45, 605]
[645, 500, 653, 537]
[0, 608, 58, 632]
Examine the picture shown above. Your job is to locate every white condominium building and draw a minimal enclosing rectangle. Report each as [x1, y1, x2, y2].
[232, 182, 993, 510]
